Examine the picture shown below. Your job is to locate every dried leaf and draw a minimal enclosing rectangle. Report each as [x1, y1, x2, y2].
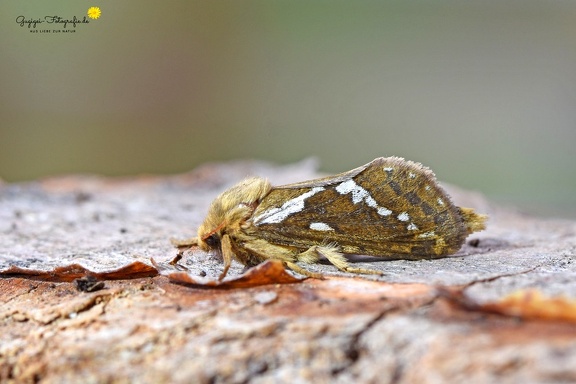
[158, 259, 305, 289]
[0, 261, 157, 282]
[441, 287, 576, 323]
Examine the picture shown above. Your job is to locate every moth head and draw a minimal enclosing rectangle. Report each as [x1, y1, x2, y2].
[196, 177, 272, 251]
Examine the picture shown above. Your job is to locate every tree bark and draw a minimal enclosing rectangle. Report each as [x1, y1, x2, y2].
[1, 159, 575, 383]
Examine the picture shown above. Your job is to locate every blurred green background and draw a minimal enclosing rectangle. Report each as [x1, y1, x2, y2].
[1, 1, 575, 217]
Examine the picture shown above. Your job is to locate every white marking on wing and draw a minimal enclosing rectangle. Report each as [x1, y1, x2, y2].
[397, 212, 410, 222]
[418, 231, 435, 238]
[407, 223, 418, 231]
[335, 179, 366, 204]
[254, 187, 325, 225]
[310, 222, 334, 231]
[378, 207, 392, 216]
[335, 179, 392, 216]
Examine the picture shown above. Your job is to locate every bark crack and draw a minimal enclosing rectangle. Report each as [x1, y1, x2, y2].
[331, 305, 410, 378]
[461, 264, 541, 289]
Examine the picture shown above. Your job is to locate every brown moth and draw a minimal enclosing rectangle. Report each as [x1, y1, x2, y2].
[175, 157, 487, 280]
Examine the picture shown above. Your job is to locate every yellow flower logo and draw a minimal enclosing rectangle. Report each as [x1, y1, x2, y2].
[87, 7, 101, 20]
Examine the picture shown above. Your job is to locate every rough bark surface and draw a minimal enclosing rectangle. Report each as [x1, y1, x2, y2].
[1, 159, 575, 383]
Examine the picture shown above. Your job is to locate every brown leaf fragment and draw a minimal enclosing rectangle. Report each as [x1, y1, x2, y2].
[441, 287, 576, 323]
[0, 261, 157, 282]
[159, 259, 305, 289]
[482, 289, 576, 322]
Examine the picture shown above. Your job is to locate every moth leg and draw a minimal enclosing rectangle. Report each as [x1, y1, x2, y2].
[218, 234, 234, 281]
[242, 239, 324, 278]
[311, 245, 384, 276]
[283, 261, 324, 279]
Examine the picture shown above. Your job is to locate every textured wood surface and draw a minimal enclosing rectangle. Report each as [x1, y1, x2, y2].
[1, 159, 575, 383]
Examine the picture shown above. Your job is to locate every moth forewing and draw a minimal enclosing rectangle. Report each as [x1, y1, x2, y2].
[185, 157, 487, 279]
[251, 157, 477, 259]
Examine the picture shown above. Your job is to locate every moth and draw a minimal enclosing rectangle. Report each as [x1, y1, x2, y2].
[175, 157, 487, 280]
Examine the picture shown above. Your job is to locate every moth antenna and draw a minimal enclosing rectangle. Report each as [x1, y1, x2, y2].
[201, 221, 227, 241]
[170, 237, 199, 247]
